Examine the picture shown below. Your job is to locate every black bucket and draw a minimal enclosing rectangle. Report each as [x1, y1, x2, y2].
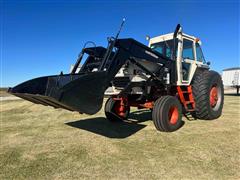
[8, 71, 108, 115]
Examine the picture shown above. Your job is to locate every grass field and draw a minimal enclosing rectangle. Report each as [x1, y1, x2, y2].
[0, 94, 240, 179]
[0, 88, 9, 97]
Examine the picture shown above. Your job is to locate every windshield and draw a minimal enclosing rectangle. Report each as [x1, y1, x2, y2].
[150, 39, 175, 59]
[196, 43, 206, 63]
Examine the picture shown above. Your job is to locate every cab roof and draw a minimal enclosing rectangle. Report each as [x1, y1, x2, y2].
[149, 32, 199, 45]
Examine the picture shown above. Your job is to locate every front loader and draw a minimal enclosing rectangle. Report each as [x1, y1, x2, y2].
[9, 23, 224, 132]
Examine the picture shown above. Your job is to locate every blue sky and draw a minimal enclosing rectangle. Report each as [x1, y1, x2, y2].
[1, 0, 239, 87]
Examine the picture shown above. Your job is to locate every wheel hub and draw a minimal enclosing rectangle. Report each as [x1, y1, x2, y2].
[210, 86, 218, 107]
[114, 99, 128, 117]
[168, 106, 179, 125]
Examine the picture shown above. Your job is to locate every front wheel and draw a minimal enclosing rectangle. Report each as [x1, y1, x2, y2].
[152, 96, 183, 132]
[104, 97, 130, 122]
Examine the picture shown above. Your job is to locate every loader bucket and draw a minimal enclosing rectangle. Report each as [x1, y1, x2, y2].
[8, 71, 109, 115]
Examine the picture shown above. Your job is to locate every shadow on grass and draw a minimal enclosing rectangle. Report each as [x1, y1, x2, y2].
[65, 110, 151, 138]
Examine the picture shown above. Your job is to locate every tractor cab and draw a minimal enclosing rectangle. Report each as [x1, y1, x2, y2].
[149, 31, 209, 85]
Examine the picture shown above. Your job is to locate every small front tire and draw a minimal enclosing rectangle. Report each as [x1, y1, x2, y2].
[152, 96, 183, 132]
[104, 97, 130, 122]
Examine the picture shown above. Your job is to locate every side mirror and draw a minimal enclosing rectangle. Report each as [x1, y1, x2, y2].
[207, 61, 211, 65]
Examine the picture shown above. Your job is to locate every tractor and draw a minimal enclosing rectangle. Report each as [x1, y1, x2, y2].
[8, 23, 224, 132]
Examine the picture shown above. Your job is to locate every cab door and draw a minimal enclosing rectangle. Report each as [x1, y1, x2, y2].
[181, 38, 197, 84]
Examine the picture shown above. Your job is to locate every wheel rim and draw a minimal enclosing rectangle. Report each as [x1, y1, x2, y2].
[114, 101, 127, 117]
[210, 86, 218, 108]
[168, 106, 179, 125]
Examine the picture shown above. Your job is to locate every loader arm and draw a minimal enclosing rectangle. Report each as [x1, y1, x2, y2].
[9, 38, 176, 115]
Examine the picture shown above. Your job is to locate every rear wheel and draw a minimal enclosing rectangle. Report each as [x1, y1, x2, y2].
[191, 70, 224, 120]
[152, 96, 183, 132]
[104, 97, 130, 122]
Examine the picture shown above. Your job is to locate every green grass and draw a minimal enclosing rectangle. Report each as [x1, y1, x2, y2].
[0, 96, 240, 179]
[0, 89, 10, 97]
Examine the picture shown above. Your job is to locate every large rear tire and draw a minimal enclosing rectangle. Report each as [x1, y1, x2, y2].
[104, 97, 130, 122]
[191, 70, 224, 120]
[152, 96, 183, 132]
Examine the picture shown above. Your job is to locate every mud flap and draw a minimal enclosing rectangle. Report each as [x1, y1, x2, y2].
[8, 72, 109, 115]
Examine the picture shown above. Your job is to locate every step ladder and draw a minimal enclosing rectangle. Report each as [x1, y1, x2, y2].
[177, 86, 195, 112]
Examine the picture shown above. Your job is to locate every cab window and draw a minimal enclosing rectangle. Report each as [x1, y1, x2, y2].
[196, 43, 205, 62]
[182, 39, 194, 60]
[166, 47, 172, 58]
[152, 46, 163, 54]
[150, 39, 175, 59]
